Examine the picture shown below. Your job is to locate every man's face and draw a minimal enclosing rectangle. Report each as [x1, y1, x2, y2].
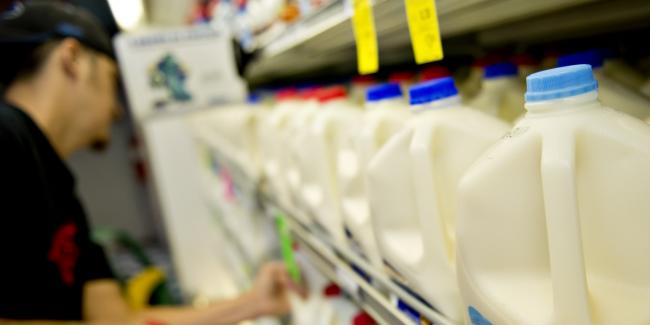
[73, 51, 122, 150]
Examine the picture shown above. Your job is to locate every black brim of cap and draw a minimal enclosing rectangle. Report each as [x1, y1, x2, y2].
[0, 3, 116, 60]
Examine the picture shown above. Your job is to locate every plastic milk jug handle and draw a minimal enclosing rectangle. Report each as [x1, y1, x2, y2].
[541, 130, 592, 325]
[410, 126, 453, 266]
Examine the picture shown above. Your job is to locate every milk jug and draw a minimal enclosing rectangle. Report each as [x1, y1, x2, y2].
[260, 88, 302, 204]
[558, 50, 650, 121]
[301, 86, 362, 244]
[467, 62, 525, 123]
[367, 77, 509, 321]
[456, 64, 650, 325]
[209, 99, 266, 179]
[285, 87, 322, 213]
[338, 82, 409, 268]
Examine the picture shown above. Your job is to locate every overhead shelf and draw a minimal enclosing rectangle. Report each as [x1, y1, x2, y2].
[244, 0, 650, 84]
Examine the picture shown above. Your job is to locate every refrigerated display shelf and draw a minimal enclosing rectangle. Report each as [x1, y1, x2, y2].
[245, 0, 590, 82]
[245, 0, 650, 84]
[263, 196, 458, 325]
[193, 130, 458, 324]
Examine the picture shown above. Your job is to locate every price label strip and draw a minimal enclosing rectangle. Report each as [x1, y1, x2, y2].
[276, 214, 301, 283]
[351, 0, 379, 75]
[405, 0, 444, 64]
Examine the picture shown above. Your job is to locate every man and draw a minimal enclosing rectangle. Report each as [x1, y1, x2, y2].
[0, 2, 302, 324]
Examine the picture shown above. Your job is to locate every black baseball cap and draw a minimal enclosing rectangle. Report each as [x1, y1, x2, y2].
[0, 2, 114, 59]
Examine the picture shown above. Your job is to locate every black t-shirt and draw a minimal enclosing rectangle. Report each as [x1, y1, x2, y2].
[0, 101, 114, 320]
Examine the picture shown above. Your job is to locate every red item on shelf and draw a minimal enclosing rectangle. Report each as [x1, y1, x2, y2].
[511, 53, 538, 67]
[389, 71, 416, 83]
[353, 312, 377, 325]
[276, 88, 299, 101]
[420, 66, 451, 81]
[317, 86, 347, 103]
[472, 53, 506, 68]
[323, 283, 342, 297]
[352, 75, 376, 85]
[300, 86, 322, 100]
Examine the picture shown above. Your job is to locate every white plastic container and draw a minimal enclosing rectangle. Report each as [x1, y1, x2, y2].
[457, 65, 650, 325]
[210, 95, 266, 179]
[557, 50, 650, 121]
[458, 60, 485, 101]
[467, 62, 526, 123]
[286, 87, 322, 212]
[259, 88, 302, 204]
[338, 83, 409, 268]
[301, 86, 362, 244]
[367, 77, 509, 321]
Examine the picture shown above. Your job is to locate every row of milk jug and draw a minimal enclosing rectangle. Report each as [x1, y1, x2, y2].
[256, 63, 650, 324]
[207, 49, 649, 188]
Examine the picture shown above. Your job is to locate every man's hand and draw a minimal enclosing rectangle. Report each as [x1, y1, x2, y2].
[248, 262, 306, 317]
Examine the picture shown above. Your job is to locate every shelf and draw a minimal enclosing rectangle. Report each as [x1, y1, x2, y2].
[263, 195, 457, 325]
[192, 128, 458, 324]
[245, 0, 650, 84]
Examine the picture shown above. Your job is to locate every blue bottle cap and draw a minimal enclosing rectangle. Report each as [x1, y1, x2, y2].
[409, 77, 458, 105]
[484, 62, 518, 79]
[557, 50, 604, 69]
[366, 83, 403, 102]
[525, 64, 598, 102]
[247, 93, 261, 104]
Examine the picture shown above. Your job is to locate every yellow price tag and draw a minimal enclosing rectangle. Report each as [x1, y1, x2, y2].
[352, 0, 379, 75]
[405, 0, 444, 64]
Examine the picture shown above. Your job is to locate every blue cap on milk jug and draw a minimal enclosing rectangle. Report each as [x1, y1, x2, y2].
[409, 77, 458, 105]
[557, 50, 604, 69]
[484, 62, 518, 79]
[525, 64, 598, 102]
[366, 83, 403, 102]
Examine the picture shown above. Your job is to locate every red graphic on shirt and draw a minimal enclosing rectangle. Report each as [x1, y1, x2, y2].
[48, 222, 79, 286]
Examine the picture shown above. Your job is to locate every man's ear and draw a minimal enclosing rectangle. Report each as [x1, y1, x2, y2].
[58, 38, 84, 81]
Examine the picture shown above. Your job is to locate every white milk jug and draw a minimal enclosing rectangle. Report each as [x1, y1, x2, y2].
[367, 77, 509, 322]
[285, 87, 322, 212]
[457, 64, 650, 325]
[458, 59, 485, 101]
[558, 50, 650, 121]
[338, 82, 409, 268]
[210, 100, 265, 179]
[467, 62, 525, 123]
[301, 86, 362, 244]
[259, 88, 301, 204]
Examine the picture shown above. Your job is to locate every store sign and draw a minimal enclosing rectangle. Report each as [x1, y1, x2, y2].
[114, 26, 246, 121]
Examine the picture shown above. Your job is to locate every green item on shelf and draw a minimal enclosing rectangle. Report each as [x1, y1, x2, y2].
[275, 214, 301, 283]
